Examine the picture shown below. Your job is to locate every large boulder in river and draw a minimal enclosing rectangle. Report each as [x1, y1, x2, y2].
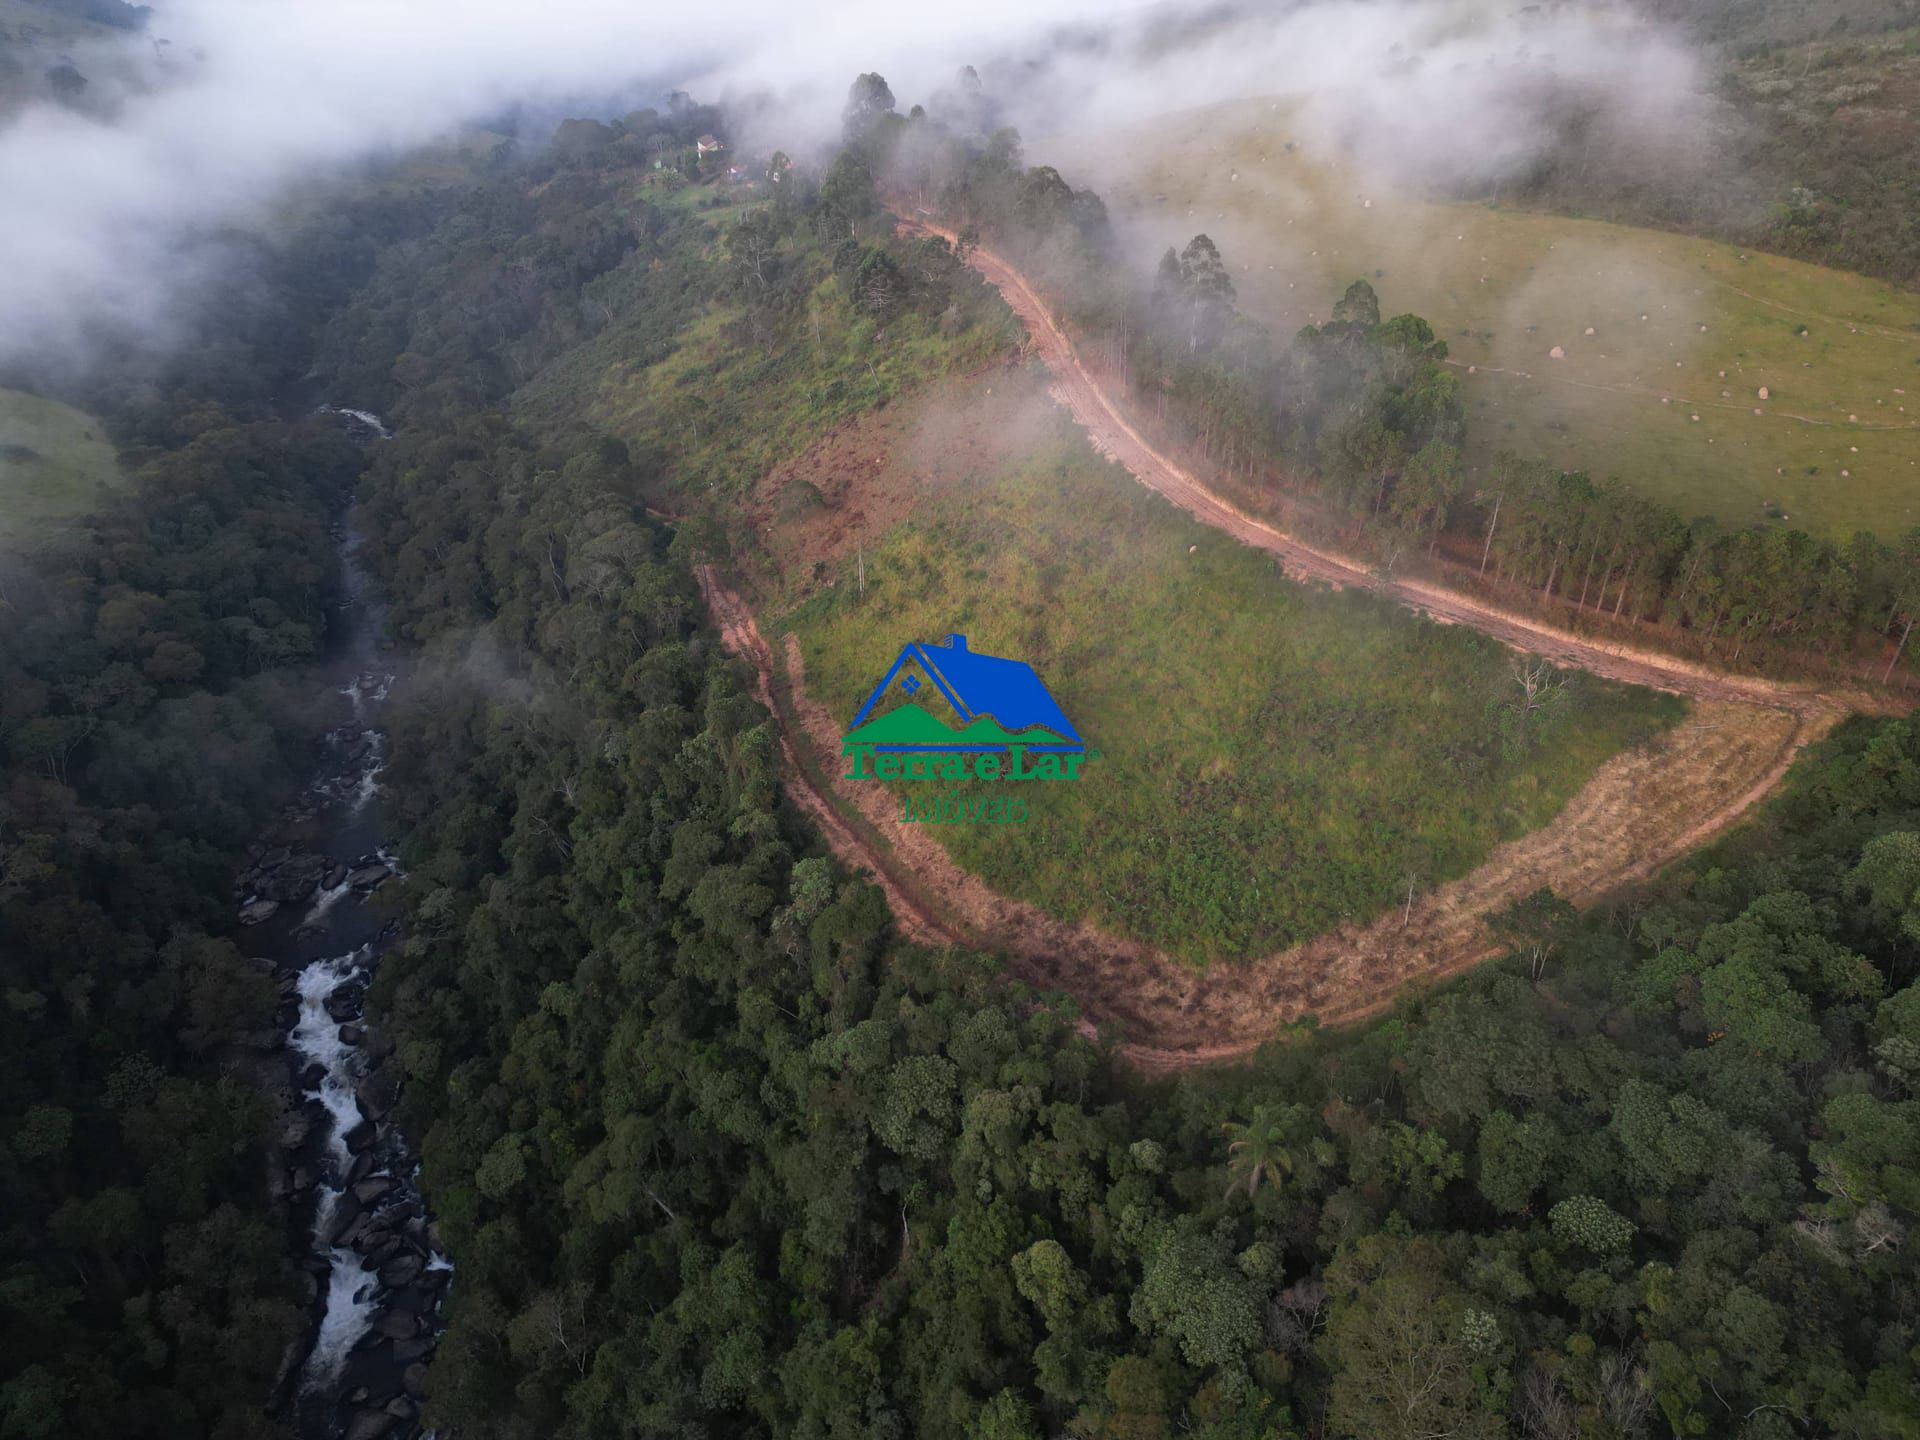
[324, 1193, 363, 1245]
[346, 862, 392, 891]
[343, 1409, 399, 1440]
[344, 1118, 377, 1153]
[355, 1069, 399, 1121]
[325, 986, 361, 1022]
[379, 1253, 424, 1288]
[238, 897, 280, 925]
[262, 851, 332, 903]
[353, 1175, 398, 1206]
[373, 1308, 419, 1340]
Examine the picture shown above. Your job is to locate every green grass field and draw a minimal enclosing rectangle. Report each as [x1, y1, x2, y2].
[0, 387, 122, 542]
[783, 433, 1683, 966]
[1041, 99, 1920, 537]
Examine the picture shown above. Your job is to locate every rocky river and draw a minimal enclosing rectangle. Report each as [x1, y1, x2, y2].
[237, 473, 449, 1440]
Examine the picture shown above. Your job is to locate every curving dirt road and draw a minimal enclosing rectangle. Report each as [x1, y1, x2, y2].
[692, 220, 1894, 1070]
[898, 216, 1877, 718]
[703, 563, 1831, 1070]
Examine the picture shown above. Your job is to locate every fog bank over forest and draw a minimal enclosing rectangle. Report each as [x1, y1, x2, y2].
[0, 0, 1731, 373]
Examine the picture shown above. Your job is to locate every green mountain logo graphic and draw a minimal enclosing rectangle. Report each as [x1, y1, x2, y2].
[840, 703, 1066, 751]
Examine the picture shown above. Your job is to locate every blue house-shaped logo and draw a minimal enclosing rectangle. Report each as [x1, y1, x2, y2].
[843, 633, 1084, 755]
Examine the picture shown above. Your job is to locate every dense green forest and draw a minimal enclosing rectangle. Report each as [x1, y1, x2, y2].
[286, 88, 1920, 1439]
[5, 74, 1920, 1440]
[0, 364, 365, 1435]
[0, 166, 488, 1436]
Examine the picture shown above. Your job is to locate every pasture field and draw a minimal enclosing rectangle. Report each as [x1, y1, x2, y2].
[782, 431, 1682, 966]
[0, 387, 122, 542]
[1040, 99, 1920, 537]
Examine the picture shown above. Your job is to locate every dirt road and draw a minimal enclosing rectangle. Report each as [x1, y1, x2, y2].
[702, 564, 1829, 1071]
[898, 216, 1871, 719]
[690, 222, 1891, 1070]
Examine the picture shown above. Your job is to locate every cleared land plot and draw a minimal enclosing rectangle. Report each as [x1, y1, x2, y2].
[1039, 98, 1920, 537]
[781, 431, 1683, 966]
[0, 387, 121, 542]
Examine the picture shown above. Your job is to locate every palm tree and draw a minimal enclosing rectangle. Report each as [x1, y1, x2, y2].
[1222, 1104, 1298, 1199]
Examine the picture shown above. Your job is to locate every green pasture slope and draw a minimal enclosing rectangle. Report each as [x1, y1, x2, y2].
[1042, 98, 1920, 537]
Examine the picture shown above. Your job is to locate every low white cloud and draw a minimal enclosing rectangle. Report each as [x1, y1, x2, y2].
[0, 0, 1726, 373]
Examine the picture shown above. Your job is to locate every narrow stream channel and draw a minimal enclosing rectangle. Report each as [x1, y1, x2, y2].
[239, 410, 449, 1440]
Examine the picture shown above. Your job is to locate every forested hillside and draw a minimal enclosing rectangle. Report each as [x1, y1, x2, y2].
[0, 173, 480, 1436]
[5, 72, 1919, 1440]
[0, 354, 367, 1435]
[276, 92, 1920, 1439]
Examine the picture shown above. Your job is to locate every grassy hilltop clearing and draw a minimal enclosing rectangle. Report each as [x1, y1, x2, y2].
[782, 413, 1680, 967]
[1040, 97, 1920, 536]
[0, 385, 122, 541]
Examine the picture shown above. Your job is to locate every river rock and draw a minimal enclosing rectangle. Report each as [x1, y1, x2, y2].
[346, 1150, 374, 1186]
[326, 986, 361, 1022]
[391, 1336, 432, 1363]
[344, 1118, 377, 1153]
[238, 897, 281, 925]
[339, 1023, 365, 1045]
[384, 1396, 417, 1420]
[325, 861, 348, 890]
[343, 1409, 398, 1440]
[374, 1308, 419, 1339]
[346, 862, 391, 890]
[299, 1062, 326, 1088]
[263, 850, 331, 903]
[379, 1253, 424, 1287]
[356, 1070, 398, 1120]
[354, 1176, 398, 1206]
[402, 1363, 428, 1397]
[324, 1193, 363, 1245]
